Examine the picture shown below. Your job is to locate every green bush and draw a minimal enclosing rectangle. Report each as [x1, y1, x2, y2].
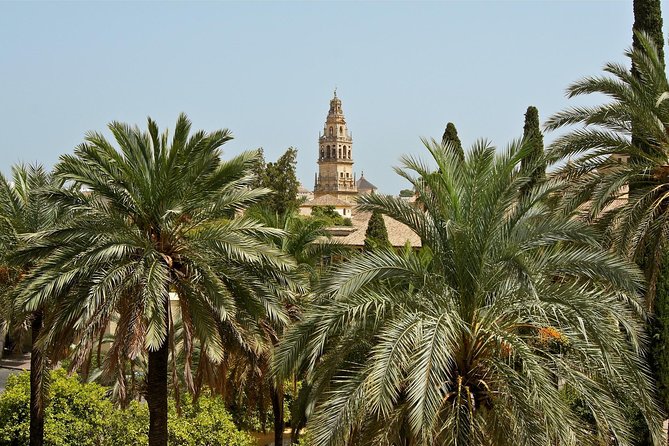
[0, 370, 254, 446]
[0, 371, 31, 445]
[310, 206, 352, 226]
[0, 369, 113, 446]
[168, 393, 254, 446]
[104, 401, 149, 446]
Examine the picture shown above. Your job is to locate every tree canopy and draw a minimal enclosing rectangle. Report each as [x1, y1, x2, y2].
[253, 147, 300, 215]
[275, 139, 661, 446]
[12, 114, 297, 446]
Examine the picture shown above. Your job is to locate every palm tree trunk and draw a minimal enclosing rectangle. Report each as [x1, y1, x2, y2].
[29, 310, 44, 446]
[259, 385, 267, 433]
[290, 418, 305, 444]
[271, 381, 285, 446]
[147, 332, 169, 446]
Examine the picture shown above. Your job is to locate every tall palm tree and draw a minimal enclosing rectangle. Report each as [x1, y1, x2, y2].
[242, 208, 348, 445]
[544, 31, 669, 444]
[274, 139, 662, 446]
[544, 31, 669, 305]
[0, 164, 63, 446]
[14, 114, 297, 446]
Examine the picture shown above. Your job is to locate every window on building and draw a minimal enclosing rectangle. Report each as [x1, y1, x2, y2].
[338, 149, 342, 158]
[340, 126, 343, 134]
[329, 127, 333, 136]
[348, 149, 351, 158]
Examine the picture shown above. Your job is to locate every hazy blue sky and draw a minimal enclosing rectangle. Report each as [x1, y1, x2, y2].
[1, 1, 665, 194]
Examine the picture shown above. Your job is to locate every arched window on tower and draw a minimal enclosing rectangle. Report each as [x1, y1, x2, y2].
[348, 149, 351, 158]
[339, 126, 343, 134]
[326, 145, 330, 158]
[338, 148, 342, 158]
[329, 127, 333, 136]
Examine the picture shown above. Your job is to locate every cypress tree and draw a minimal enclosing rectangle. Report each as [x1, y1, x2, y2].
[632, 3, 668, 443]
[442, 122, 465, 162]
[631, 0, 665, 157]
[364, 210, 389, 251]
[654, 246, 669, 412]
[249, 148, 267, 189]
[633, 0, 664, 68]
[520, 106, 545, 196]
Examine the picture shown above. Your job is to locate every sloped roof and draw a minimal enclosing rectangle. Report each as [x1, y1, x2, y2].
[327, 211, 421, 248]
[300, 194, 353, 208]
[356, 175, 377, 191]
[297, 183, 311, 194]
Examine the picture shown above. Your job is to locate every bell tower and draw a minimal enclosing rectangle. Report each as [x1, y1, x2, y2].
[314, 90, 358, 202]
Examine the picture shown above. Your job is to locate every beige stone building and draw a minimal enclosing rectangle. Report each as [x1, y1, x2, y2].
[298, 193, 353, 218]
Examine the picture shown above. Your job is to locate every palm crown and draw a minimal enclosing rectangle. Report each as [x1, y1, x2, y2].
[0, 164, 64, 446]
[0, 164, 61, 337]
[275, 139, 661, 446]
[545, 32, 669, 271]
[14, 114, 297, 445]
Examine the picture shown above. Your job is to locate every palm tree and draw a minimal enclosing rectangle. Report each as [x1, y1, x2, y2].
[0, 164, 63, 446]
[544, 31, 669, 305]
[544, 31, 669, 443]
[274, 139, 662, 446]
[14, 114, 297, 446]
[241, 207, 349, 445]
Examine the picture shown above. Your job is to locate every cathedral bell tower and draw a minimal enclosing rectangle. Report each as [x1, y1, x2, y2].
[313, 90, 358, 202]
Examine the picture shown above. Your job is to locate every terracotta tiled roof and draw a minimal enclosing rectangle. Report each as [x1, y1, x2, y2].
[301, 194, 353, 208]
[327, 211, 421, 248]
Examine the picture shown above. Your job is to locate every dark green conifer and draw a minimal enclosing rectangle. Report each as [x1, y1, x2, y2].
[654, 247, 669, 411]
[633, 0, 664, 67]
[520, 106, 545, 196]
[632, 3, 667, 443]
[441, 122, 465, 162]
[364, 209, 389, 251]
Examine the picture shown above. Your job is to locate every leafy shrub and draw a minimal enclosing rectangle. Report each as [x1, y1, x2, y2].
[296, 431, 313, 446]
[104, 401, 149, 446]
[0, 370, 254, 446]
[168, 393, 254, 446]
[0, 369, 114, 446]
[310, 206, 352, 226]
[0, 371, 31, 445]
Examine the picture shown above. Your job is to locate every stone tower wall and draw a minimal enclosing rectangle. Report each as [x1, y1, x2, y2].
[314, 91, 358, 202]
